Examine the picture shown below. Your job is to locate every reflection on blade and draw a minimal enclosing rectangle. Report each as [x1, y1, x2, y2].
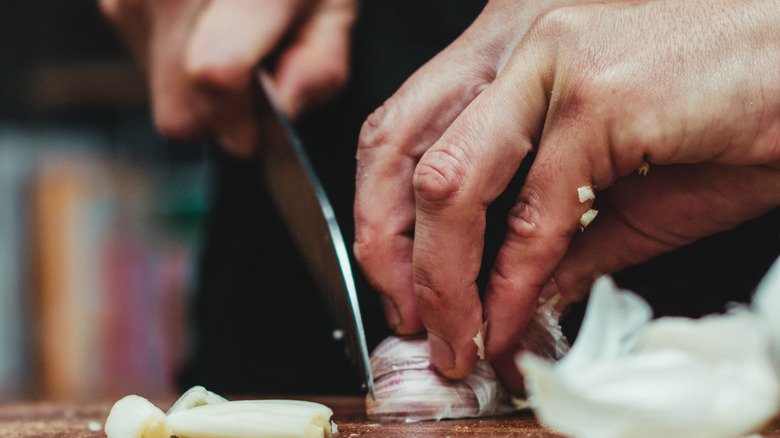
[254, 71, 375, 399]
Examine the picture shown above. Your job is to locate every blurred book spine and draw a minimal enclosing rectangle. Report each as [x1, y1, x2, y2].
[0, 124, 208, 401]
[0, 143, 34, 399]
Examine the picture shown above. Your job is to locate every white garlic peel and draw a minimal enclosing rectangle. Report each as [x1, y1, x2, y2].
[519, 264, 780, 438]
[105, 395, 172, 438]
[105, 387, 335, 438]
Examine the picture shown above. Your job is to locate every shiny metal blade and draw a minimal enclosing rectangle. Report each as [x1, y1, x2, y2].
[254, 72, 375, 398]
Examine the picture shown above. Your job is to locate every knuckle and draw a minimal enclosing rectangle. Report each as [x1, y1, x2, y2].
[505, 187, 577, 243]
[414, 282, 446, 314]
[529, 5, 582, 41]
[98, 0, 120, 21]
[152, 101, 202, 140]
[185, 56, 249, 93]
[413, 143, 471, 205]
[352, 234, 374, 268]
[358, 101, 392, 151]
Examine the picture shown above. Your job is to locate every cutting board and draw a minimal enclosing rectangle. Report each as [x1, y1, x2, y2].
[1, 396, 778, 437]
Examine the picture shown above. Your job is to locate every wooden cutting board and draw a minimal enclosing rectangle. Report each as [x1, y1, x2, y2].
[1, 396, 778, 437]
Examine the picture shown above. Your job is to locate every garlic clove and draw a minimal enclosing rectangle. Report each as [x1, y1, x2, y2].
[105, 395, 172, 438]
[166, 400, 335, 438]
[166, 385, 228, 415]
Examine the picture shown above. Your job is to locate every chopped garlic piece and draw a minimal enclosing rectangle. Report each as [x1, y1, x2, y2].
[167, 400, 335, 438]
[473, 320, 488, 360]
[105, 395, 172, 438]
[167, 385, 227, 415]
[577, 185, 595, 203]
[637, 161, 650, 175]
[579, 209, 598, 230]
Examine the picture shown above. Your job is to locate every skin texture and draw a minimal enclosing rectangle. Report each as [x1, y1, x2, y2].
[99, 0, 357, 156]
[354, 0, 780, 392]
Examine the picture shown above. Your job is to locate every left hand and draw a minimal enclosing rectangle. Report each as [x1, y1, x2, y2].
[100, 0, 357, 156]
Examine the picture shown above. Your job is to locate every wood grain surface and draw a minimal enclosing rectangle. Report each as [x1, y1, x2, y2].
[1, 396, 779, 437]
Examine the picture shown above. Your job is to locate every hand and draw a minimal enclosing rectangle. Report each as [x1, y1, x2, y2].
[354, 0, 780, 390]
[100, 0, 357, 156]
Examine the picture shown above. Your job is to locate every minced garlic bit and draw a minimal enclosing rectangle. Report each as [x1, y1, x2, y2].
[577, 186, 595, 203]
[637, 160, 650, 176]
[579, 209, 599, 231]
[473, 320, 488, 360]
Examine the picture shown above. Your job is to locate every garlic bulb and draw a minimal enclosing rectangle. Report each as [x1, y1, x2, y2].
[366, 298, 569, 422]
[366, 335, 512, 422]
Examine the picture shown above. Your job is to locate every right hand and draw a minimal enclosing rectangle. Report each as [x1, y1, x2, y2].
[354, 0, 780, 389]
[100, 0, 357, 156]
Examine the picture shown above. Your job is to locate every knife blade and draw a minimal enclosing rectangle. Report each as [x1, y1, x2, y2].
[253, 71, 375, 399]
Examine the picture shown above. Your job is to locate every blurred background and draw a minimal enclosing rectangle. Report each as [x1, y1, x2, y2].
[0, 0, 210, 400]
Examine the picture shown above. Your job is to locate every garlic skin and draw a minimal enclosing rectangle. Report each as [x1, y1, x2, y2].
[519, 270, 780, 438]
[366, 299, 569, 422]
[105, 395, 172, 438]
[366, 335, 512, 422]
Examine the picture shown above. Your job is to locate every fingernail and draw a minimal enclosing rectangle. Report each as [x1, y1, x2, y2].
[380, 296, 402, 330]
[428, 332, 455, 372]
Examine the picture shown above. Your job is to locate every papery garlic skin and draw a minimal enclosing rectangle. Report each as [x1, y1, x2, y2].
[520, 275, 780, 438]
[167, 400, 335, 438]
[366, 298, 569, 422]
[366, 335, 513, 422]
[105, 395, 172, 438]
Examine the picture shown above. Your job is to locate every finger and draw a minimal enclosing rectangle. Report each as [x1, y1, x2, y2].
[539, 163, 780, 307]
[273, 0, 356, 117]
[184, 0, 308, 156]
[99, 0, 151, 68]
[147, 0, 209, 141]
[410, 57, 551, 379]
[354, 24, 501, 334]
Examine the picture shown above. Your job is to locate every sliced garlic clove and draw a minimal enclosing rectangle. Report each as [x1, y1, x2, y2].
[167, 400, 335, 438]
[167, 385, 228, 415]
[105, 395, 172, 438]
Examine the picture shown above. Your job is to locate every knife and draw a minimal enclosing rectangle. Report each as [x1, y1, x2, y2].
[253, 71, 375, 399]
